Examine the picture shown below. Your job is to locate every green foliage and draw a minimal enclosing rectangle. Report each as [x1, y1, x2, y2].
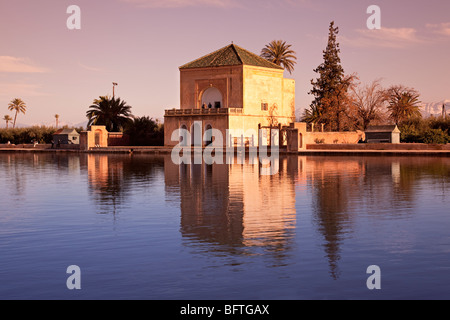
[399, 117, 450, 144]
[260, 40, 297, 74]
[386, 86, 421, 125]
[0, 126, 61, 144]
[307, 21, 354, 131]
[428, 117, 450, 133]
[8, 98, 27, 128]
[314, 138, 325, 144]
[124, 116, 164, 146]
[86, 96, 133, 132]
[422, 129, 449, 144]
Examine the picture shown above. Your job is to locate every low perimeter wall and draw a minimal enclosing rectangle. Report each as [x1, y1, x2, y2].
[303, 131, 364, 146]
[307, 143, 450, 150]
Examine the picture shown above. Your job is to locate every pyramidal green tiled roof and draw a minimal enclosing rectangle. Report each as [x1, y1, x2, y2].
[179, 44, 284, 70]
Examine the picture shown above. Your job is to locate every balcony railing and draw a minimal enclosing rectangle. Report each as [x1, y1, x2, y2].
[165, 107, 243, 116]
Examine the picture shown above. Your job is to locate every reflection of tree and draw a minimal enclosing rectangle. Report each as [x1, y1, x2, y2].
[2, 153, 27, 202]
[0, 153, 84, 217]
[308, 156, 450, 279]
[309, 158, 362, 279]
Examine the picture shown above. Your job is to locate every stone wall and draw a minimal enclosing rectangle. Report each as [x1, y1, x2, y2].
[303, 131, 365, 146]
[108, 132, 130, 146]
[307, 143, 450, 150]
[286, 122, 365, 150]
[242, 65, 295, 121]
[80, 126, 109, 151]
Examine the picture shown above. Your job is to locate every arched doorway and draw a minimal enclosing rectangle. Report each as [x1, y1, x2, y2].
[95, 130, 102, 146]
[191, 122, 202, 147]
[201, 87, 222, 109]
[204, 124, 213, 146]
[299, 132, 303, 149]
[180, 124, 188, 146]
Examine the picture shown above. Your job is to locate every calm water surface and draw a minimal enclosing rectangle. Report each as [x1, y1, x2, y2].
[0, 153, 449, 300]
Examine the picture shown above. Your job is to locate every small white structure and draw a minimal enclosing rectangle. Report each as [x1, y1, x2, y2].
[365, 125, 401, 144]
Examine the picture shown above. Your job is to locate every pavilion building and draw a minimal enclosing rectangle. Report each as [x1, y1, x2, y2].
[164, 43, 296, 147]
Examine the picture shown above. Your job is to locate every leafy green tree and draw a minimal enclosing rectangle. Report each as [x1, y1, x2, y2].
[86, 96, 133, 132]
[386, 85, 421, 125]
[7, 98, 27, 129]
[422, 128, 449, 144]
[124, 116, 164, 146]
[308, 22, 352, 131]
[261, 40, 297, 74]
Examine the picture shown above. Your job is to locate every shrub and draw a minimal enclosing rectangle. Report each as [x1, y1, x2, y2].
[124, 116, 164, 146]
[422, 129, 449, 144]
[314, 138, 325, 144]
[427, 118, 450, 134]
[0, 126, 77, 144]
[399, 117, 449, 144]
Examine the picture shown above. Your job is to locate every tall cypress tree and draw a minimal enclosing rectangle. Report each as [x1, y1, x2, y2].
[308, 21, 349, 131]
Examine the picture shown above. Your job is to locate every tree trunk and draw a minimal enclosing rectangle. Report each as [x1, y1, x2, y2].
[13, 111, 18, 129]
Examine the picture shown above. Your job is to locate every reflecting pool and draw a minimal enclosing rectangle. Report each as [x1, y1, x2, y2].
[0, 153, 449, 299]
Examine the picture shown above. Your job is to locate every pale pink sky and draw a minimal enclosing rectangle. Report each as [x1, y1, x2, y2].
[1, 0, 449, 126]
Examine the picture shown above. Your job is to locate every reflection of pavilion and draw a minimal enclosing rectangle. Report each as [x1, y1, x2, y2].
[164, 156, 297, 262]
[80, 153, 446, 278]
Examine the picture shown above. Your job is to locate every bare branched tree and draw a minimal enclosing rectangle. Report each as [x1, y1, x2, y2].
[351, 79, 388, 130]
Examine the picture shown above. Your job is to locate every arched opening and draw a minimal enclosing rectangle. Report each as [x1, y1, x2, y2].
[201, 87, 222, 109]
[95, 130, 102, 146]
[180, 124, 188, 146]
[191, 122, 202, 147]
[204, 124, 213, 146]
[299, 132, 303, 149]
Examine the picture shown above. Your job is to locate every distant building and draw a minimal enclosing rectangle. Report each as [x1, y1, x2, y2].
[79, 125, 109, 150]
[365, 125, 401, 144]
[164, 43, 296, 147]
[53, 128, 80, 145]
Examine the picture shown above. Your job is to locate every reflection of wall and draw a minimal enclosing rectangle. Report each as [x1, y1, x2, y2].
[87, 154, 110, 190]
[86, 154, 126, 215]
[238, 165, 296, 248]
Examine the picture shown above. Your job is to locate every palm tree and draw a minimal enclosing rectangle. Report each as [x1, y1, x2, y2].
[86, 96, 133, 132]
[3, 115, 13, 129]
[7, 98, 27, 129]
[387, 86, 421, 125]
[55, 114, 60, 128]
[260, 40, 297, 74]
[301, 104, 323, 124]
